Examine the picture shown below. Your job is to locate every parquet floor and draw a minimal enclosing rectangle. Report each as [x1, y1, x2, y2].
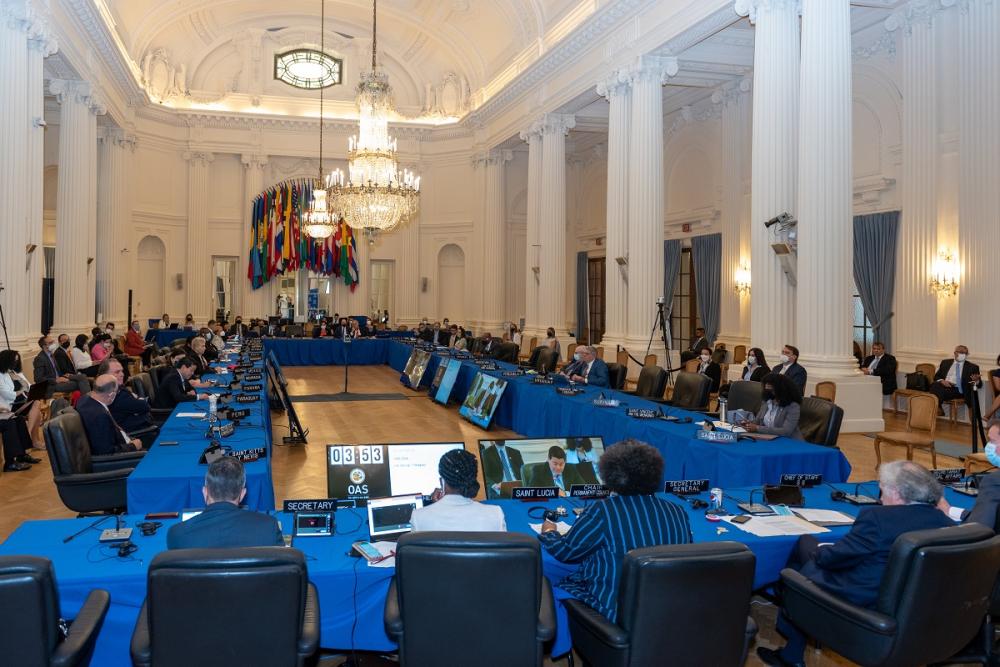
[0, 365, 978, 666]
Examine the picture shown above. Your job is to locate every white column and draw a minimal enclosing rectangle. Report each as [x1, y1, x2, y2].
[538, 113, 575, 342]
[96, 128, 135, 325]
[596, 69, 631, 351]
[478, 148, 512, 332]
[737, 0, 800, 357]
[50, 79, 103, 333]
[519, 122, 543, 336]
[240, 153, 269, 318]
[795, 0, 857, 376]
[184, 151, 214, 323]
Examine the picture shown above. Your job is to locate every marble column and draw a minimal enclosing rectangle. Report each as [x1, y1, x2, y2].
[240, 153, 269, 318]
[796, 0, 858, 376]
[51, 79, 103, 333]
[184, 150, 214, 323]
[478, 148, 512, 332]
[538, 113, 575, 343]
[96, 128, 135, 325]
[596, 69, 631, 352]
[518, 122, 543, 337]
[737, 0, 800, 357]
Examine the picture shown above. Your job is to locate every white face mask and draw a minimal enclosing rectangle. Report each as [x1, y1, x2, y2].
[47, 342, 58, 353]
[747, 355, 757, 366]
[956, 353, 968, 362]
[105, 327, 113, 334]
[779, 354, 790, 364]
[132, 324, 140, 332]
[700, 353, 711, 363]
[573, 352, 582, 362]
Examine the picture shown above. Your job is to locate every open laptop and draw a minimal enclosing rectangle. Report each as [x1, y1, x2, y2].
[366, 494, 424, 542]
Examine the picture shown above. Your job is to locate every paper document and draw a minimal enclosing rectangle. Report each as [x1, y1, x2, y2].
[366, 541, 398, 568]
[176, 412, 207, 418]
[722, 515, 830, 537]
[529, 521, 573, 536]
[712, 421, 748, 433]
[793, 509, 855, 525]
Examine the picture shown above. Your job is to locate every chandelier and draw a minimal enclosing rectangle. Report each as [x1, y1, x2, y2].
[302, 0, 336, 240]
[326, 0, 419, 241]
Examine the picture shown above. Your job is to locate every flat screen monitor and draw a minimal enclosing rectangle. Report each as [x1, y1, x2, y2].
[477, 437, 605, 499]
[326, 442, 465, 506]
[432, 359, 461, 405]
[401, 349, 432, 389]
[459, 372, 508, 429]
[367, 494, 424, 540]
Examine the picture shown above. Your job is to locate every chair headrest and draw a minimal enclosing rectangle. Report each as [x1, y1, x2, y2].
[44, 411, 92, 474]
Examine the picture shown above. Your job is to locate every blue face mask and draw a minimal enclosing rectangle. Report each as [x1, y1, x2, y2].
[986, 442, 1000, 468]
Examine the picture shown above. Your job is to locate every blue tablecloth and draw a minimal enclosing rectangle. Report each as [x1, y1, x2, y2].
[0, 485, 976, 664]
[150, 329, 192, 348]
[263, 338, 388, 366]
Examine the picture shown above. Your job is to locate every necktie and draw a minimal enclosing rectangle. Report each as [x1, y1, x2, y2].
[554, 474, 563, 490]
[957, 362, 963, 394]
[498, 448, 515, 481]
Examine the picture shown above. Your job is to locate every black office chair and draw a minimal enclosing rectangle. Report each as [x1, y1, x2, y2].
[131, 548, 320, 667]
[726, 380, 762, 415]
[149, 365, 172, 391]
[535, 347, 558, 374]
[495, 342, 520, 363]
[663, 371, 711, 410]
[606, 363, 627, 391]
[43, 411, 143, 516]
[798, 396, 844, 447]
[781, 524, 1000, 667]
[129, 373, 174, 425]
[564, 542, 757, 667]
[285, 324, 303, 337]
[624, 365, 667, 400]
[0, 556, 110, 667]
[384, 532, 555, 666]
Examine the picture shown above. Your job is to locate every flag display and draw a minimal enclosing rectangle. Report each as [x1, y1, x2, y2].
[247, 180, 358, 290]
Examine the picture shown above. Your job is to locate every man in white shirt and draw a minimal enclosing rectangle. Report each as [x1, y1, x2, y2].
[411, 449, 506, 532]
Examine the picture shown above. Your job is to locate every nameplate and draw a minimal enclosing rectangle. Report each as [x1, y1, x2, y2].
[931, 468, 964, 484]
[282, 498, 340, 513]
[477, 363, 498, 371]
[229, 447, 266, 463]
[249, 353, 263, 361]
[665, 479, 711, 495]
[512, 487, 559, 501]
[626, 408, 660, 419]
[532, 376, 554, 385]
[225, 408, 251, 421]
[556, 387, 583, 396]
[241, 383, 263, 392]
[244, 372, 263, 382]
[780, 473, 823, 487]
[237, 363, 254, 370]
[592, 398, 620, 407]
[695, 430, 737, 443]
[217, 422, 236, 438]
[502, 371, 525, 377]
[569, 484, 611, 500]
[235, 394, 260, 404]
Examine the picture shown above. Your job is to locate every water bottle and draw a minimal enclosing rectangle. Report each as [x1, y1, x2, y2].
[719, 396, 728, 424]
[208, 394, 218, 421]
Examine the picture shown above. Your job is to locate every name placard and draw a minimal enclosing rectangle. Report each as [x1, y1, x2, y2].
[235, 394, 260, 404]
[282, 498, 340, 513]
[225, 408, 251, 421]
[478, 363, 498, 371]
[241, 383, 263, 392]
[237, 363, 254, 370]
[532, 376, 554, 385]
[931, 468, 964, 484]
[249, 354, 263, 362]
[512, 486, 559, 501]
[229, 447, 266, 463]
[626, 408, 660, 419]
[780, 473, 823, 487]
[664, 479, 711, 495]
[244, 373, 263, 382]
[569, 484, 611, 500]
[502, 371, 525, 377]
[695, 429, 737, 443]
[592, 398, 620, 407]
[556, 387, 583, 396]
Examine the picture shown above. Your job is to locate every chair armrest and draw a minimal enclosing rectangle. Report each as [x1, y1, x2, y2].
[563, 598, 629, 649]
[129, 599, 152, 667]
[781, 569, 897, 637]
[92, 451, 145, 472]
[51, 588, 110, 667]
[384, 576, 403, 640]
[55, 468, 133, 486]
[537, 577, 556, 642]
[298, 582, 320, 659]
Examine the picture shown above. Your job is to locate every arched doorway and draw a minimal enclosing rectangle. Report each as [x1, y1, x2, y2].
[136, 235, 166, 320]
[437, 244, 465, 322]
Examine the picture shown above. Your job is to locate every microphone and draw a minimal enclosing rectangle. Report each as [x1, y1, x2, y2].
[736, 488, 772, 514]
[829, 481, 879, 505]
[99, 512, 133, 542]
[63, 515, 113, 543]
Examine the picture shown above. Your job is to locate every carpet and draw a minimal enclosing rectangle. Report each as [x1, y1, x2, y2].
[290, 392, 409, 403]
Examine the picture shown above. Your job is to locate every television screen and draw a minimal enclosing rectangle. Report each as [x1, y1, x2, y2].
[432, 359, 462, 405]
[401, 349, 432, 389]
[367, 494, 424, 539]
[326, 442, 465, 506]
[478, 437, 605, 498]
[459, 372, 508, 429]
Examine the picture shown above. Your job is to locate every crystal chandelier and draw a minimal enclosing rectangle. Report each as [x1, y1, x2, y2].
[327, 0, 420, 241]
[302, 0, 336, 240]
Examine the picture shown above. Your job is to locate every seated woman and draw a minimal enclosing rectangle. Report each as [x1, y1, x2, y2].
[0, 353, 42, 471]
[741, 372, 803, 439]
[719, 347, 769, 398]
[71, 334, 100, 378]
[89, 334, 111, 363]
[452, 327, 468, 350]
[539, 440, 692, 622]
[410, 449, 506, 532]
[0, 350, 44, 452]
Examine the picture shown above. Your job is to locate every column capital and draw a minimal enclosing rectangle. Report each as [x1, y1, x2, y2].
[519, 118, 545, 143]
[25, 0, 58, 56]
[241, 152, 268, 169]
[884, 0, 954, 34]
[97, 126, 137, 151]
[539, 113, 576, 137]
[627, 54, 679, 85]
[734, 0, 802, 23]
[711, 76, 753, 106]
[595, 68, 632, 100]
[184, 150, 215, 165]
[473, 147, 514, 167]
[49, 78, 92, 106]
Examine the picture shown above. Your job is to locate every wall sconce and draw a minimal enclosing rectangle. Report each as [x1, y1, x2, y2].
[929, 249, 959, 297]
[734, 263, 751, 296]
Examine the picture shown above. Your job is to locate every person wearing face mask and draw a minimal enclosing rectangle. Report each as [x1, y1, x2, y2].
[228, 316, 247, 338]
[938, 423, 1000, 526]
[211, 324, 226, 351]
[32, 335, 91, 397]
[75, 375, 144, 455]
[929, 344, 982, 415]
[411, 449, 506, 532]
[527, 327, 561, 368]
[197, 328, 219, 362]
[1, 350, 45, 449]
[860, 341, 898, 396]
[742, 372, 803, 439]
[776, 344, 807, 395]
[560, 345, 610, 388]
[183, 313, 196, 331]
[680, 327, 710, 364]
[719, 346, 770, 398]
[479, 332, 499, 357]
[695, 346, 722, 393]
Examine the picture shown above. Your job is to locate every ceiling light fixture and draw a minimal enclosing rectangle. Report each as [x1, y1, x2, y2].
[302, 0, 336, 239]
[274, 48, 342, 90]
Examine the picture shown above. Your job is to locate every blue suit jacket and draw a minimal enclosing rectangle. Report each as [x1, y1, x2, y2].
[166, 502, 284, 550]
[584, 359, 610, 388]
[779, 362, 808, 394]
[798, 503, 954, 608]
[76, 394, 132, 456]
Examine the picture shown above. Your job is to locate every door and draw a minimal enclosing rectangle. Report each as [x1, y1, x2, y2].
[136, 236, 166, 321]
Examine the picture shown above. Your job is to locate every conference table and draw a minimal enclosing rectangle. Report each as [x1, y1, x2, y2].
[0, 484, 977, 664]
[149, 329, 192, 348]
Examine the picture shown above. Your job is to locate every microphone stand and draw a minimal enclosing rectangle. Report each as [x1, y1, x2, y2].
[341, 332, 351, 395]
[970, 380, 987, 454]
[0, 281, 9, 350]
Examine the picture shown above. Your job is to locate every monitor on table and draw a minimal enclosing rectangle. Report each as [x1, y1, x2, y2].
[401, 349, 432, 389]
[478, 437, 605, 499]
[432, 358, 462, 405]
[367, 494, 424, 541]
[326, 442, 465, 507]
[458, 372, 508, 429]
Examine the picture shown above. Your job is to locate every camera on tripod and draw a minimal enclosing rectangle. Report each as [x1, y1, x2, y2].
[655, 296, 666, 306]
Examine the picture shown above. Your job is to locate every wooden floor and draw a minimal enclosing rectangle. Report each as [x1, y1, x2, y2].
[0, 365, 978, 666]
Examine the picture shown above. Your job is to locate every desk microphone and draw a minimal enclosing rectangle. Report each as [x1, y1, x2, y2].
[99, 513, 133, 543]
[735, 488, 772, 515]
[829, 482, 879, 505]
[63, 515, 113, 543]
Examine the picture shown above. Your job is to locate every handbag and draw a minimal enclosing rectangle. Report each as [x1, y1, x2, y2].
[905, 372, 930, 391]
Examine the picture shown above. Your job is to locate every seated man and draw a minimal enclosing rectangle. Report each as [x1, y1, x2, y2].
[167, 457, 283, 549]
[758, 461, 954, 667]
[75, 375, 144, 455]
[680, 327, 709, 364]
[560, 345, 610, 388]
[929, 344, 981, 413]
[524, 445, 586, 493]
[152, 357, 207, 410]
[411, 449, 506, 532]
[861, 341, 898, 395]
[539, 440, 692, 622]
[98, 358, 158, 448]
[776, 344, 807, 395]
[695, 345, 722, 393]
[228, 316, 248, 339]
[482, 439, 525, 499]
[31, 335, 90, 396]
[479, 332, 499, 357]
[938, 423, 1000, 526]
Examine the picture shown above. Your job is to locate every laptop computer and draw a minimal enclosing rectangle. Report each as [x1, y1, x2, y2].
[366, 494, 424, 542]
[16, 380, 49, 408]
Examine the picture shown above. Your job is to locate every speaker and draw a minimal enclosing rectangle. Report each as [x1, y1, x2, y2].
[176, 273, 184, 289]
[420, 277, 428, 292]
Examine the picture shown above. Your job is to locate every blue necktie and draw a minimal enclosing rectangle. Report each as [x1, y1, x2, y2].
[554, 473, 563, 490]
[957, 362, 963, 394]
[498, 448, 515, 481]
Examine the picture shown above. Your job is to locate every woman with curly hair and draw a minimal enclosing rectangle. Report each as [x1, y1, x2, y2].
[539, 440, 692, 622]
[741, 372, 803, 439]
[410, 448, 506, 532]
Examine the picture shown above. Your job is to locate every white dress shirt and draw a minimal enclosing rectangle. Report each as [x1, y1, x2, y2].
[410, 494, 507, 533]
[71, 347, 94, 370]
[947, 360, 963, 386]
[0, 372, 16, 411]
[868, 355, 882, 373]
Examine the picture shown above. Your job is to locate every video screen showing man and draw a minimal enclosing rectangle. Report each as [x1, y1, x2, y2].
[479, 437, 605, 498]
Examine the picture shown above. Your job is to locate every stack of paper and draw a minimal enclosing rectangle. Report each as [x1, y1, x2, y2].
[722, 515, 831, 537]
[792, 509, 855, 526]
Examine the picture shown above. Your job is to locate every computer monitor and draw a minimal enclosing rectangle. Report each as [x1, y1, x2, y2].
[459, 372, 508, 429]
[432, 359, 461, 405]
[478, 437, 605, 498]
[367, 494, 424, 540]
[401, 349, 432, 389]
[326, 442, 465, 506]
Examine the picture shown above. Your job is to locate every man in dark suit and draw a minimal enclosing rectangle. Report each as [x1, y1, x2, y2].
[54, 334, 76, 374]
[75, 375, 144, 456]
[939, 423, 1000, 527]
[680, 327, 709, 364]
[228, 317, 248, 339]
[479, 333, 499, 357]
[776, 344, 807, 395]
[561, 345, 610, 388]
[524, 445, 586, 493]
[482, 440, 526, 499]
[929, 344, 981, 412]
[32, 335, 90, 396]
[758, 461, 954, 667]
[152, 357, 207, 409]
[98, 358, 158, 448]
[695, 346, 722, 393]
[861, 341, 898, 395]
[167, 458, 283, 549]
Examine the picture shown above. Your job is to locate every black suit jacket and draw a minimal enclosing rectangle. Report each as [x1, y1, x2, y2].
[688, 336, 708, 353]
[228, 323, 248, 338]
[33, 351, 61, 384]
[740, 365, 769, 382]
[166, 502, 284, 549]
[76, 394, 132, 455]
[153, 370, 196, 410]
[109, 387, 154, 433]
[798, 503, 954, 608]
[934, 358, 982, 404]
[699, 360, 722, 393]
[482, 445, 525, 498]
[779, 362, 808, 394]
[962, 471, 1000, 528]
[524, 463, 586, 490]
[862, 353, 898, 395]
[184, 349, 209, 378]
[54, 347, 75, 376]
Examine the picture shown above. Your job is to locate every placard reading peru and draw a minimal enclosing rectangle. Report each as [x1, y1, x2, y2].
[664, 479, 711, 495]
[779, 473, 823, 487]
[226, 408, 251, 420]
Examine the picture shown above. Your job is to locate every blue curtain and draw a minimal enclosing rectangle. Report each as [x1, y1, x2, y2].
[691, 233, 722, 343]
[853, 211, 900, 347]
[576, 251, 589, 341]
[663, 240, 682, 348]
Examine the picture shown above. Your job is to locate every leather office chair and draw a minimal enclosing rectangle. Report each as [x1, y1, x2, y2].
[149, 365, 172, 391]
[781, 524, 1000, 667]
[624, 365, 667, 400]
[536, 347, 557, 374]
[798, 396, 844, 447]
[285, 324, 303, 337]
[384, 532, 555, 666]
[664, 372, 711, 410]
[129, 373, 174, 425]
[564, 542, 757, 667]
[495, 342, 520, 363]
[0, 556, 110, 667]
[606, 363, 627, 391]
[726, 380, 762, 415]
[131, 548, 320, 667]
[43, 411, 143, 515]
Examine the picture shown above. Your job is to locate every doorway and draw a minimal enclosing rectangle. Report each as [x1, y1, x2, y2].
[136, 236, 166, 321]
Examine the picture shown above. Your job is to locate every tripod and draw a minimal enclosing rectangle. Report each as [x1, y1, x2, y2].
[0, 281, 9, 350]
[970, 381, 988, 454]
[644, 300, 675, 385]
